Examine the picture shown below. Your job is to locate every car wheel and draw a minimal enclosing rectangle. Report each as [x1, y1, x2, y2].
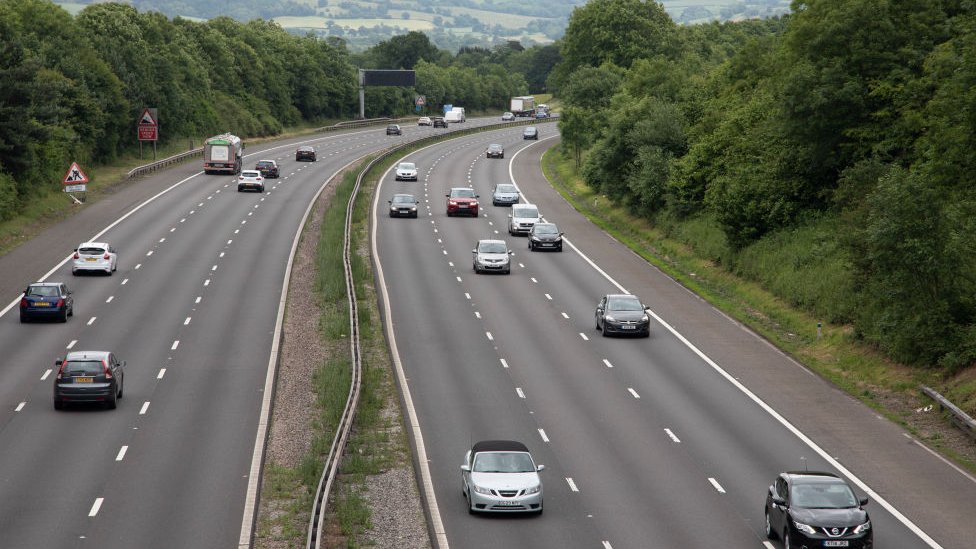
[473, 263, 479, 274]
[54, 399, 63, 410]
[764, 509, 776, 539]
[536, 502, 543, 515]
[60, 309, 68, 323]
[68, 305, 73, 317]
[106, 390, 118, 410]
[505, 268, 511, 275]
[259, 185, 265, 193]
[556, 245, 562, 252]
[601, 323, 609, 337]
[118, 377, 124, 399]
[237, 186, 243, 192]
[595, 316, 600, 330]
[783, 528, 791, 549]
[19, 313, 27, 323]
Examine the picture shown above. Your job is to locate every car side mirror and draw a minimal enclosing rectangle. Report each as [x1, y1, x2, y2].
[121, 360, 127, 367]
[460, 464, 470, 472]
[472, 249, 477, 254]
[536, 464, 545, 472]
[55, 358, 63, 366]
[771, 496, 786, 506]
[445, 194, 450, 198]
[859, 497, 869, 506]
[509, 251, 514, 255]
[508, 214, 513, 218]
[388, 201, 392, 204]
[475, 195, 480, 198]
[73, 248, 78, 252]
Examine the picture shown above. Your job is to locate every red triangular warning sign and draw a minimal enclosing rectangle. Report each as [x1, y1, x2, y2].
[63, 162, 89, 185]
[139, 108, 157, 126]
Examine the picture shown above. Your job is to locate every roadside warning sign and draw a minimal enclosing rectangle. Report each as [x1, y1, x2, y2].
[139, 108, 157, 125]
[63, 162, 89, 185]
[138, 107, 159, 141]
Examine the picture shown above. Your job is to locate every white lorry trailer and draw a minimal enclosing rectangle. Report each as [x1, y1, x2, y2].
[510, 96, 535, 117]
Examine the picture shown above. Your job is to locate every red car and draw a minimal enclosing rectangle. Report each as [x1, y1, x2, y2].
[446, 187, 480, 217]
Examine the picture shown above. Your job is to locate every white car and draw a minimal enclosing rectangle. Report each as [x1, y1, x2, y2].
[418, 116, 432, 126]
[395, 162, 418, 181]
[461, 440, 544, 514]
[508, 203, 541, 235]
[72, 242, 118, 275]
[472, 239, 513, 274]
[237, 169, 265, 193]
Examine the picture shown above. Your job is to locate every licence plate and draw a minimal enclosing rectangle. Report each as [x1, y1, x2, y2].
[74, 377, 93, 383]
[622, 325, 636, 330]
[86, 258, 98, 262]
[823, 542, 849, 547]
[541, 243, 553, 246]
[459, 204, 468, 208]
[496, 500, 519, 506]
[33, 302, 51, 307]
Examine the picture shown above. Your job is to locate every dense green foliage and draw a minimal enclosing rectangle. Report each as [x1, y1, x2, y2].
[556, 0, 976, 370]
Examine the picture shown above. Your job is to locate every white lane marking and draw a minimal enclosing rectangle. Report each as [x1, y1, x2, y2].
[763, 542, 776, 549]
[195, 296, 202, 304]
[566, 478, 579, 492]
[486, 332, 493, 341]
[240, 220, 246, 225]
[628, 388, 641, 399]
[442, 250, 447, 255]
[602, 359, 613, 368]
[139, 402, 150, 415]
[184, 317, 191, 325]
[41, 369, 52, 381]
[170, 227, 176, 232]
[219, 252, 225, 258]
[516, 388, 525, 399]
[474, 312, 481, 319]
[500, 359, 509, 369]
[67, 340, 77, 349]
[211, 265, 218, 271]
[204, 280, 211, 287]
[227, 239, 233, 245]
[134, 264, 141, 270]
[157, 368, 166, 379]
[538, 429, 549, 443]
[902, 433, 976, 483]
[146, 250, 153, 257]
[518, 262, 525, 268]
[544, 293, 552, 300]
[180, 218, 186, 223]
[603, 542, 613, 549]
[448, 261, 454, 267]
[531, 277, 538, 283]
[561, 312, 569, 319]
[15, 402, 25, 412]
[456, 276, 462, 282]
[708, 478, 726, 493]
[88, 498, 104, 517]
[171, 340, 179, 350]
[105, 296, 113, 303]
[159, 238, 166, 243]
[116, 446, 128, 461]
[234, 229, 240, 234]
[87, 317, 96, 326]
[189, 210, 195, 215]
[121, 278, 128, 285]
[665, 428, 681, 443]
[580, 333, 589, 341]
[464, 293, 471, 300]
[198, 203, 203, 207]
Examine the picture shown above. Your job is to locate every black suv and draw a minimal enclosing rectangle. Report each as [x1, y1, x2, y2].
[255, 159, 279, 178]
[432, 117, 447, 128]
[295, 145, 316, 162]
[386, 124, 402, 135]
[53, 351, 125, 410]
[765, 471, 873, 548]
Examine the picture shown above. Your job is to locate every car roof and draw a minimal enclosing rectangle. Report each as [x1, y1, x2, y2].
[78, 241, 109, 248]
[65, 350, 111, 361]
[784, 471, 844, 483]
[241, 169, 261, 175]
[512, 203, 536, 209]
[477, 239, 506, 245]
[257, 159, 275, 163]
[29, 282, 62, 287]
[392, 193, 416, 199]
[298, 145, 314, 150]
[533, 222, 557, 229]
[472, 440, 529, 453]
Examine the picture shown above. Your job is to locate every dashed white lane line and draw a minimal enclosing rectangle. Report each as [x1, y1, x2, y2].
[455, 276, 462, 282]
[531, 277, 538, 283]
[171, 340, 179, 350]
[41, 369, 52, 381]
[628, 388, 641, 399]
[516, 388, 525, 399]
[146, 250, 153, 257]
[189, 210, 196, 215]
[665, 428, 681, 443]
[234, 229, 240, 234]
[121, 279, 129, 285]
[474, 312, 481, 319]
[448, 261, 454, 267]
[561, 312, 569, 319]
[115, 446, 128, 461]
[106, 296, 114, 303]
[134, 264, 141, 270]
[180, 218, 186, 223]
[538, 429, 549, 443]
[211, 265, 218, 271]
[157, 368, 166, 379]
[464, 293, 471, 300]
[500, 359, 509, 369]
[227, 239, 233, 245]
[580, 333, 589, 341]
[15, 402, 25, 412]
[602, 542, 614, 549]
[602, 359, 613, 368]
[219, 252, 225, 258]
[566, 478, 579, 492]
[170, 227, 176, 232]
[486, 332, 494, 341]
[204, 280, 211, 287]
[184, 317, 191, 325]
[763, 542, 776, 549]
[240, 220, 246, 225]
[708, 477, 726, 493]
[88, 498, 104, 517]
[139, 402, 150, 415]
[195, 296, 202, 304]
[159, 238, 166, 243]
[544, 293, 552, 300]
[87, 317, 96, 326]
[67, 340, 77, 349]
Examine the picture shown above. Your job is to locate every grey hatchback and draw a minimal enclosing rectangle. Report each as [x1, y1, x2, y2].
[595, 294, 651, 337]
[53, 351, 125, 409]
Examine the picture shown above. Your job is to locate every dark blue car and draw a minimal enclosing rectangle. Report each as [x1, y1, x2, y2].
[20, 282, 73, 323]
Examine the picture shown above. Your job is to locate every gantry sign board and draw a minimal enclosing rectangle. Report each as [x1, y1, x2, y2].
[361, 70, 416, 87]
[63, 162, 89, 193]
[137, 108, 159, 141]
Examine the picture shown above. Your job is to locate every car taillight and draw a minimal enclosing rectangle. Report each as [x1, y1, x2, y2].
[56, 362, 65, 380]
[56, 298, 64, 308]
[73, 252, 79, 259]
[20, 297, 28, 308]
[103, 253, 111, 260]
[103, 359, 112, 379]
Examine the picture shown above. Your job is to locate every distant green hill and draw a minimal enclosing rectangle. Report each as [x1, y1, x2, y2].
[56, 0, 791, 50]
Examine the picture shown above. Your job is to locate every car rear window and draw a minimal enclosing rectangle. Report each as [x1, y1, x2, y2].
[79, 247, 106, 255]
[28, 286, 58, 297]
[256, 161, 273, 167]
[241, 171, 261, 177]
[64, 360, 104, 376]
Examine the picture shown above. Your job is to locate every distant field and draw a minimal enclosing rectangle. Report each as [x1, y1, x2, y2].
[274, 15, 435, 32]
[446, 6, 555, 27]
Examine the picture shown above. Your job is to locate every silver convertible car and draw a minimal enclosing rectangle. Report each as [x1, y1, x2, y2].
[461, 440, 544, 514]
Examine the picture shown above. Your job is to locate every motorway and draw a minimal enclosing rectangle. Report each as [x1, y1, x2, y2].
[372, 127, 976, 548]
[0, 118, 503, 548]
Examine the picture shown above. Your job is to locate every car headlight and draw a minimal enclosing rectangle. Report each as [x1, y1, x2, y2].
[604, 315, 616, 322]
[472, 484, 492, 495]
[390, 205, 398, 211]
[409, 206, 417, 211]
[793, 520, 817, 535]
[641, 314, 649, 322]
[523, 484, 541, 495]
[853, 520, 871, 535]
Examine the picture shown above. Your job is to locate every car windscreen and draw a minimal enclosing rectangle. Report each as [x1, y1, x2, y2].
[79, 247, 106, 255]
[64, 360, 104, 376]
[28, 286, 58, 297]
[473, 452, 535, 473]
[792, 483, 858, 509]
[495, 185, 517, 193]
[513, 206, 538, 218]
[534, 225, 558, 235]
[478, 242, 507, 254]
[608, 297, 643, 311]
[392, 195, 415, 204]
[398, 163, 415, 170]
[451, 189, 476, 198]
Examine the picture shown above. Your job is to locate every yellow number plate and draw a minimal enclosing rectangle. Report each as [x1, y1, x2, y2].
[75, 377, 94, 383]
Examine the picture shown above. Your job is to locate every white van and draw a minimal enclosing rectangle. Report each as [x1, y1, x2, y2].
[445, 107, 466, 123]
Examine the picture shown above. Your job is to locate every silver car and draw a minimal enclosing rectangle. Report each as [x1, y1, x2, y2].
[461, 440, 544, 514]
[237, 169, 265, 193]
[72, 242, 118, 275]
[395, 162, 418, 181]
[473, 239, 513, 274]
[508, 203, 541, 235]
[492, 183, 520, 206]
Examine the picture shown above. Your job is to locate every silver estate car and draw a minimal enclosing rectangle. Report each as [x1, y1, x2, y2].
[395, 162, 418, 181]
[491, 183, 520, 206]
[461, 440, 544, 514]
[473, 239, 513, 274]
[72, 242, 118, 275]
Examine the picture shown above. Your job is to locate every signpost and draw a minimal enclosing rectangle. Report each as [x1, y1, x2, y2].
[415, 95, 426, 113]
[63, 162, 89, 204]
[137, 107, 159, 160]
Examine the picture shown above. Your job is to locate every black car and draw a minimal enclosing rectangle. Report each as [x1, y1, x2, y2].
[53, 351, 125, 410]
[595, 294, 650, 337]
[20, 282, 73, 323]
[255, 159, 279, 178]
[432, 117, 448, 128]
[486, 144, 505, 159]
[388, 193, 420, 218]
[528, 223, 563, 252]
[766, 471, 873, 549]
[522, 126, 539, 140]
[386, 124, 402, 135]
[296, 145, 316, 162]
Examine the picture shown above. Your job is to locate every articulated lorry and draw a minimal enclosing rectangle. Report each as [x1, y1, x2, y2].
[203, 133, 244, 175]
[510, 96, 535, 117]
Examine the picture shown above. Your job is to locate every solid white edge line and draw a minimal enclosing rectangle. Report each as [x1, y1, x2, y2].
[239, 154, 366, 549]
[88, 498, 103, 517]
[373, 141, 452, 549]
[510, 133, 944, 548]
